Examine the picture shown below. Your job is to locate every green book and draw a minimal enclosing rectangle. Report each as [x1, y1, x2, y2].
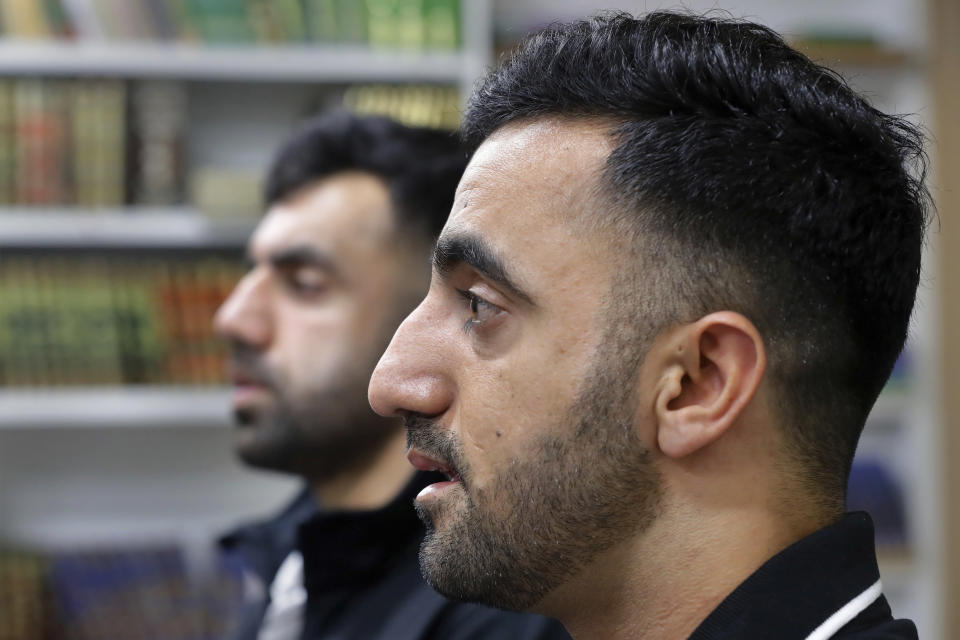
[303, 0, 336, 44]
[394, 0, 423, 49]
[335, 0, 366, 44]
[42, 0, 72, 38]
[272, 0, 304, 43]
[0, 80, 14, 205]
[365, 0, 397, 48]
[247, 0, 281, 43]
[191, 0, 254, 44]
[162, 0, 197, 41]
[423, 0, 458, 50]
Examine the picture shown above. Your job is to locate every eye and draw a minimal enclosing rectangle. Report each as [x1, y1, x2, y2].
[279, 265, 328, 297]
[456, 289, 501, 332]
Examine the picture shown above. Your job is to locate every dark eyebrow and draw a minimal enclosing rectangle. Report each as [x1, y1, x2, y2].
[432, 233, 534, 305]
[266, 245, 338, 276]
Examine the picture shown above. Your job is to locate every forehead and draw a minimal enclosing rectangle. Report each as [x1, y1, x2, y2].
[250, 171, 395, 257]
[449, 119, 612, 232]
[444, 119, 614, 277]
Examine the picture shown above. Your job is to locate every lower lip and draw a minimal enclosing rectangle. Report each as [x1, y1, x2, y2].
[417, 479, 461, 500]
[232, 385, 271, 405]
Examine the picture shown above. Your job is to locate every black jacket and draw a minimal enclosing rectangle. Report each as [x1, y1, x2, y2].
[689, 512, 917, 639]
[219, 472, 571, 640]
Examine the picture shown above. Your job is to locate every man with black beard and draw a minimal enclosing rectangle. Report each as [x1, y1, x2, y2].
[213, 111, 569, 640]
[368, 12, 927, 640]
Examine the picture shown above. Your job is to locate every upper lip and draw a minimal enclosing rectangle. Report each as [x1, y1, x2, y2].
[407, 448, 460, 482]
[229, 367, 268, 387]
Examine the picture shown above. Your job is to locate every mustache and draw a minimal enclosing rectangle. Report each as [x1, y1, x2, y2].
[405, 414, 468, 481]
[228, 341, 278, 390]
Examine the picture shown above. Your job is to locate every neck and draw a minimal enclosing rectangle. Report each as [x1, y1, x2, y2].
[545, 498, 829, 640]
[309, 424, 414, 511]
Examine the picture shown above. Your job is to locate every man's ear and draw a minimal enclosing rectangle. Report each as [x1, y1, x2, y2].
[651, 312, 767, 459]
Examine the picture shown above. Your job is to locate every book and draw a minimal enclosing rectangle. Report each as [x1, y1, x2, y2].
[0, 79, 15, 205]
[303, 0, 337, 44]
[14, 79, 71, 205]
[132, 80, 187, 206]
[49, 545, 205, 639]
[342, 83, 461, 129]
[424, 0, 459, 50]
[60, 0, 105, 39]
[0, 252, 241, 386]
[2, 0, 462, 49]
[0, 549, 53, 640]
[71, 80, 127, 207]
[0, 0, 53, 39]
[336, 0, 367, 44]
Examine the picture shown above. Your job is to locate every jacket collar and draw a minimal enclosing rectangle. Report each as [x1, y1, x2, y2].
[297, 470, 436, 592]
[221, 471, 441, 591]
[689, 512, 890, 639]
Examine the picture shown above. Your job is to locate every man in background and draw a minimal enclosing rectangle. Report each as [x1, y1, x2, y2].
[214, 111, 569, 640]
[369, 12, 927, 640]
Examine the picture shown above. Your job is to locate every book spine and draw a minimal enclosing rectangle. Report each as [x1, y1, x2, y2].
[60, 0, 104, 39]
[303, 0, 336, 44]
[423, 0, 459, 50]
[0, 80, 14, 205]
[132, 81, 186, 206]
[335, 0, 366, 44]
[394, 0, 424, 49]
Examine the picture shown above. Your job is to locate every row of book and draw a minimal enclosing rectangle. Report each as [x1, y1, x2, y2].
[0, 77, 461, 212]
[0, 0, 462, 50]
[343, 83, 461, 130]
[0, 253, 241, 387]
[193, 83, 461, 220]
[0, 545, 244, 640]
[0, 78, 185, 207]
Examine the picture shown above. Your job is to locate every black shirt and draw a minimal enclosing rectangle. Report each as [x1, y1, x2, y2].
[689, 512, 918, 639]
[220, 471, 571, 640]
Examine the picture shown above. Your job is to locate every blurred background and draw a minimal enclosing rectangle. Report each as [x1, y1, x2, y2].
[0, 0, 955, 638]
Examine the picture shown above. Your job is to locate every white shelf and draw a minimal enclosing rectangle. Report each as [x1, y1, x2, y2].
[0, 208, 254, 247]
[0, 40, 465, 83]
[0, 380, 915, 431]
[0, 386, 231, 428]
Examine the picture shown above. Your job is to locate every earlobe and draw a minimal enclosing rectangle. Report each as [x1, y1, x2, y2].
[653, 312, 766, 459]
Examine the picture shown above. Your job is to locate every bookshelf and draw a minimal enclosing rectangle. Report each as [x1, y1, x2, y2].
[0, 5, 493, 626]
[0, 0, 493, 394]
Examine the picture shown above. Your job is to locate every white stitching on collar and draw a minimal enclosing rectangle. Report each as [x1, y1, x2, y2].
[805, 579, 883, 640]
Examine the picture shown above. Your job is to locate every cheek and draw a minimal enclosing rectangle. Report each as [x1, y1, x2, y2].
[456, 356, 581, 485]
[270, 304, 361, 389]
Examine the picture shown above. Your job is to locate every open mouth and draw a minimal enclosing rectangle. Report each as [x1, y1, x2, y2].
[230, 366, 268, 388]
[407, 448, 463, 500]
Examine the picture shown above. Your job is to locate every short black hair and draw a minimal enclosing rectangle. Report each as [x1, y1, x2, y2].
[463, 11, 931, 507]
[265, 110, 469, 238]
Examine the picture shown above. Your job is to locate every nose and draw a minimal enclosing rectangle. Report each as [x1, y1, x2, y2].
[368, 301, 454, 420]
[213, 269, 272, 349]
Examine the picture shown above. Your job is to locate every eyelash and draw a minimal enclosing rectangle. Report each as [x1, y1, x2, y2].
[456, 289, 499, 333]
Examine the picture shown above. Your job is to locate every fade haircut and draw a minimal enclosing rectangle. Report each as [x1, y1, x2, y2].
[462, 12, 930, 508]
[265, 110, 469, 238]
